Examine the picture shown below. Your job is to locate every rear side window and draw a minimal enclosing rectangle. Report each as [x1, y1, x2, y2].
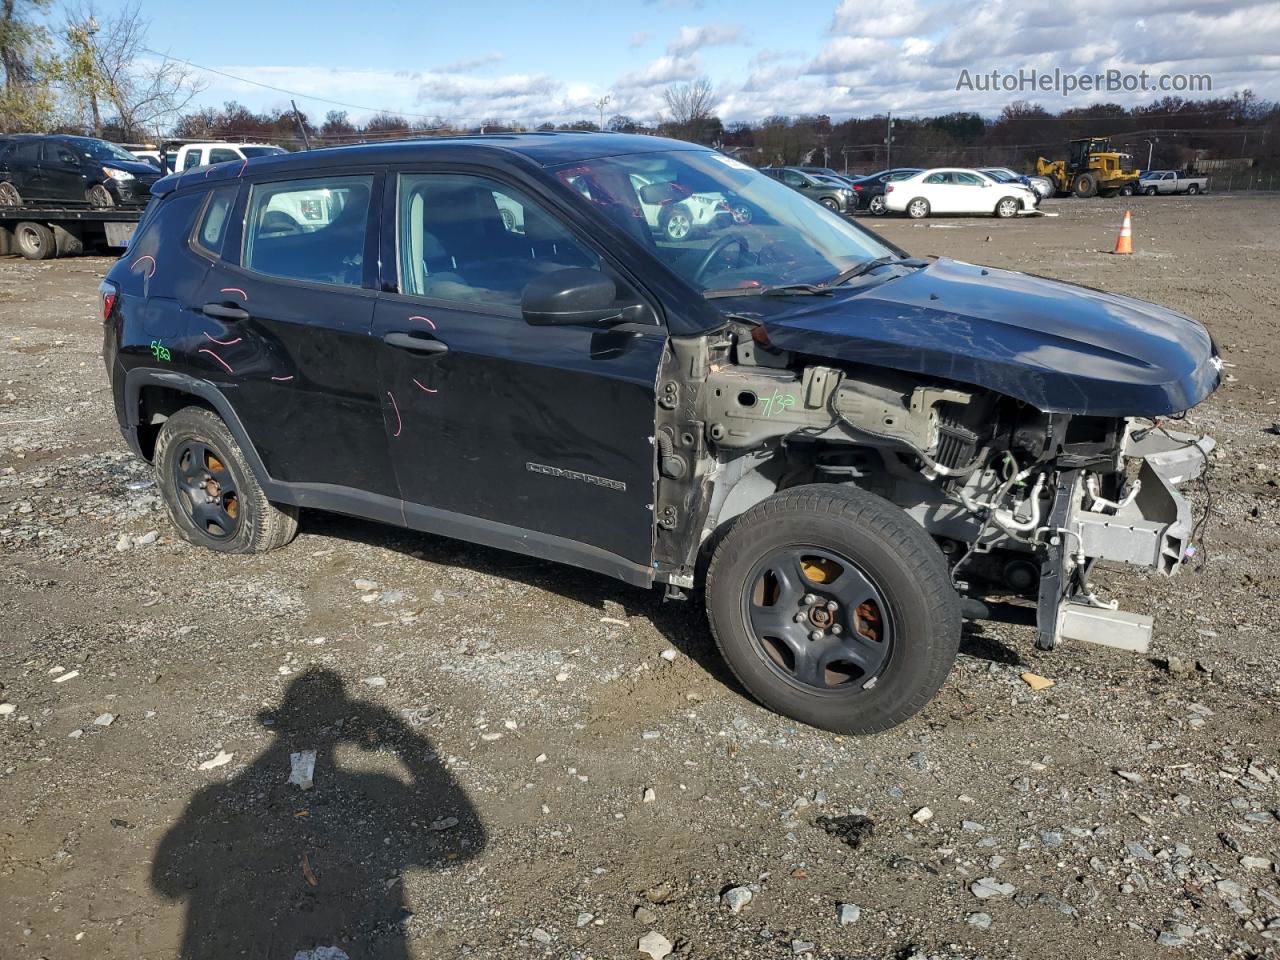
[11, 142, 39, 164]
[181, 150, 202, 171]
[209, 148, 239, 164]
[193, 185, 238, 257]
[244, 175, 372, 288]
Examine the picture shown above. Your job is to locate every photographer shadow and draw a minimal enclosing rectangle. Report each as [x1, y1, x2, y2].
[151, 668, 484, 960]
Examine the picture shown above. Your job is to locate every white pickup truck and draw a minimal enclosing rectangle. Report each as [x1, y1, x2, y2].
[1139, 170, 1209, 196]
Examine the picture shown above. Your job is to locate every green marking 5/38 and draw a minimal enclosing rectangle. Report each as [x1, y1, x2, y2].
[150, 340, 171, 362]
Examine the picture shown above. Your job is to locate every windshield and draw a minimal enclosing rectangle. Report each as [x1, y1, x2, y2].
[551, 150, 896, 295]
[241, 146, 286, 158]
[66, 137, 140, 165]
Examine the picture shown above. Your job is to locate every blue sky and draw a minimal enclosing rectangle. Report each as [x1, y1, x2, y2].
[69, 0, 1279, 125]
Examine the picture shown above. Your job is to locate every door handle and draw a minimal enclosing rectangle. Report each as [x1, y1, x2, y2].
[202, 302, 249, 322]
[383, 331, 448, 354]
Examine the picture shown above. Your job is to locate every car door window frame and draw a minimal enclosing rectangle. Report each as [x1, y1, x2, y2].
[379, 165, 664, 327]
[218, 168, 383, 295]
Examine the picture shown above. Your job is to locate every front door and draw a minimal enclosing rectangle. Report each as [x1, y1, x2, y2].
[194, 171, 398, 503]
[372, 170, 665, 573]
[41, 140, 86, 202]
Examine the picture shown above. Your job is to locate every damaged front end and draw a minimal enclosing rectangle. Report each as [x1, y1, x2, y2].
[1034, 426, 1213, 654]
[654, 315, 1218, 658]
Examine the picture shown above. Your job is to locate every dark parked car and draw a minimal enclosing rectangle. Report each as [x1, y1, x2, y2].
[760, 166, 854, 213]
[847, 168, 923, 215]
[0, 134, 162, 208]
[103, 133, 1219, 734]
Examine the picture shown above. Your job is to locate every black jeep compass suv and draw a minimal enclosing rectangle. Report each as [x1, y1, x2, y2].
[103, 133, 1219, 734]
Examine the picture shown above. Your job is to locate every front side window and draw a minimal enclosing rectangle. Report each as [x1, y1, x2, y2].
[182, 150, 202, 171]
[397, 172, 600, 309]
[549, 150, 896, 295]
[244, 175, 372, 287]
[955, 172, 984, 186]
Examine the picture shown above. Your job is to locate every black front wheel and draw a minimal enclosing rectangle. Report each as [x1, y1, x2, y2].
[154, 407, 298, 553]
[86, 184, 115, 208]
[706, 485, 961, 734]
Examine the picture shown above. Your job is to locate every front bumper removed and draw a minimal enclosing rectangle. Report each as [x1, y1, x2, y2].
[1035, 427, 1214, 654]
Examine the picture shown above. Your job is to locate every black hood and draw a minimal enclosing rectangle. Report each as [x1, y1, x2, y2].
[744, 258, 1221, 417]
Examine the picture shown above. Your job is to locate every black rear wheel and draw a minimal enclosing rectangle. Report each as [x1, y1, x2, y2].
[0, 181, 21, 206]
[706, 485, 961, 734]
[15, 221, 55, 260]
[869, 195, 887, 216]
[154, 407, 298, 553]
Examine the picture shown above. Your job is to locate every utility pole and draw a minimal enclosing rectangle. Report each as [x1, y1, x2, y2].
[291, 101, 312, 150]
[595, 95, 610, 132]
[885, 113, 895, 167]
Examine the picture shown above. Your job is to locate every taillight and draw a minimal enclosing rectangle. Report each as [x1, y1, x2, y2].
[853, 184, 863, 191]
[885, 185, 894, 193]
[99, 280, 118, 322]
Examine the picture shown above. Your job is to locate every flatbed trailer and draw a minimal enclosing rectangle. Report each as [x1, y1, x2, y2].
[0, 205, 143, 260]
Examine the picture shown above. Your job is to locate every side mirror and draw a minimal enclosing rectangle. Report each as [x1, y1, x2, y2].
[522, 268, 631, 326]
[981, 181, 992, 187]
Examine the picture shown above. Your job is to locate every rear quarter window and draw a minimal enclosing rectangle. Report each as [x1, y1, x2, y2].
[192, 185, 239, 257]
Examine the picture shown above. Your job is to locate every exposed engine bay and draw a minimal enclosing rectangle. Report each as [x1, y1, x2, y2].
[653, 320, 1213, 654]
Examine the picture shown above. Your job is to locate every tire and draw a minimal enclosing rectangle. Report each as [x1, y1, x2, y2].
[729, 203, 753, 225]
[154, 406, 298, 554]
[1099, 189, 1118, 198]
[15, 221, 56, 260]
[995, 196, 1019, 218]
[1187, 184, 1200, 195]
[1144, 186, 1157, 196]
[0, 181, 21, 206]
[1072, 173, 1097, 198]
[819, 197, 839, 212]
[906, 197, 930, 219]
[869, 195, 887, 216]
[1119, 184, 1134, 197]
[705, 484, 961, 734]
[499, 207, 516, 231]
[662, 208, 692, 241]
[86, 184, 115, 209]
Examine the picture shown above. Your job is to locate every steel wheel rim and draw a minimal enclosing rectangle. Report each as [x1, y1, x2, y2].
[741, 546, 894, 696]
[731, 204, 751, 224]
[173, 440, 241, 540]
[666, 212, 691, 239]
[870, 196, 886, 214]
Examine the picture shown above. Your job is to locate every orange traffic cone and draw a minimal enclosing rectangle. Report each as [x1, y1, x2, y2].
[1113, 210, 1133, 255]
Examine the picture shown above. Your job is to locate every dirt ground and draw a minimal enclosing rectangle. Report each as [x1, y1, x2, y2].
[2, 194, 1278, 960]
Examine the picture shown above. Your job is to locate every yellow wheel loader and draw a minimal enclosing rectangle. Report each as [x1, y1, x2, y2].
[1036, 137, 1142, 198]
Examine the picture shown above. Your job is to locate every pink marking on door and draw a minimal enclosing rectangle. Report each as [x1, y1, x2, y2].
[132, 255, 156, 278]
[202, 331, 242, 346]
[197, 348, 234, 373]
[271, 375, 295, 382]
[219, 287, 248, 300]
[387, 391, 402, 437]
[409, 315, 436, 330]
[412, 378, 438, 394]
[238, 158, 248, 177]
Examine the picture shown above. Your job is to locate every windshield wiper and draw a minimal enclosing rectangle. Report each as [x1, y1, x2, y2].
[824, 255, 927, 287]
[704, 283, 833, 300]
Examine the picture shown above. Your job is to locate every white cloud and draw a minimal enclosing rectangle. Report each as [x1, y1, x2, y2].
[666, 23, 745, 57]
[830, 0, 929, 38]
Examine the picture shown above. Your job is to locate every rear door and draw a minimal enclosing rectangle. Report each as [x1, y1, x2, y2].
[372, 168, 665, 572]
[920, 172, 954, 212]
[8, 141, 44, 199]
[193, 170, 398, 502]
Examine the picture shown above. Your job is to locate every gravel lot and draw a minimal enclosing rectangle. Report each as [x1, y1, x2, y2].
[2, 194, 1278, 960]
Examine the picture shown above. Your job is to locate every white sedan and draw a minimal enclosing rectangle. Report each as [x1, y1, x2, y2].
[884, 168, 1039, 219]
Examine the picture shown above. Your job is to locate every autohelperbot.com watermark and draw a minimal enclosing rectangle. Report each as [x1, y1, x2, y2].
[956, 68, 1212, 97]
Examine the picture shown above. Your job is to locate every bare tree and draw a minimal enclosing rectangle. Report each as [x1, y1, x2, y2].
[60, 2, 205, 139]
[664, 76, 714, 125]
